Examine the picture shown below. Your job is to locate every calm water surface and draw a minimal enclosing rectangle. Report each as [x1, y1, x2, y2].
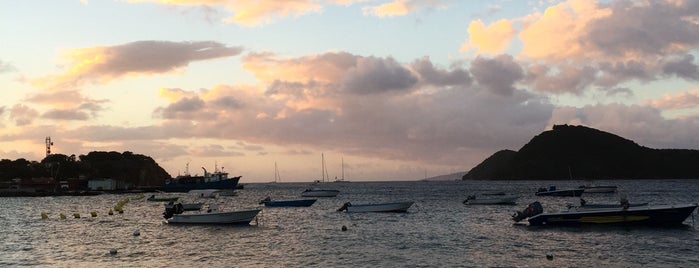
[2, 180, 699, 267]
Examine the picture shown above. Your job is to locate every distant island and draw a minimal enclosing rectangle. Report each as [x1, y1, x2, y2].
[0, 151, 171, 195]
[463, 124, 699, 180]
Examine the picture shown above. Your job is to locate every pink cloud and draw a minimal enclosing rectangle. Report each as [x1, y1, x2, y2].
[32, 41, 242, 90]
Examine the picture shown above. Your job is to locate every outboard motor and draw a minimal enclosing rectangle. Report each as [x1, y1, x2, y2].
[337, 202, 352, 212]
[512, 201, 543, 222]
[163, 203, 184, 219]
[462, 195, 476, 205]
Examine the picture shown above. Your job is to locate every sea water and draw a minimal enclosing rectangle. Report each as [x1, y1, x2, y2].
[2, 180, 699, 267]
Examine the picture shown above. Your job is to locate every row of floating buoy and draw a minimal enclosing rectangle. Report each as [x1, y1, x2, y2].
[41, 194, 145, 219]
[41, 210, 116, 219]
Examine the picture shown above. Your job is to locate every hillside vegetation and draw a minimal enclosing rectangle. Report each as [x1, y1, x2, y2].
[463, 125, 699, 180]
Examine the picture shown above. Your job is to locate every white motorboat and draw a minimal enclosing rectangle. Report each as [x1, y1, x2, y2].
[337, 201, 414, 213]
[462, 195, 518, 205]
[579, 185, 618, 193]
[164, 203, 260, 225]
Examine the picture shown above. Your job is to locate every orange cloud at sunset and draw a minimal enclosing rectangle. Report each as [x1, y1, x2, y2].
[461, 19, 516, 55]
[518, 0, 611, 62]
[362, 0, 410, 17]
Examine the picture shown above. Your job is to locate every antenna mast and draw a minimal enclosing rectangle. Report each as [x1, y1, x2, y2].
[45, 136, 53, 157]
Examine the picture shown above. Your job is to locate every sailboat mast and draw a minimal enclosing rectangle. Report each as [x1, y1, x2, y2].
[341, 157, 344, 181]
[321, 153, 325, 182]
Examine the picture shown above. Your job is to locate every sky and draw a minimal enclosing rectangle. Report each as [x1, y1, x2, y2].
[1, 0, 699, 182]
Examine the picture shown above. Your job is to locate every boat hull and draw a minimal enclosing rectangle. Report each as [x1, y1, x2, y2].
[464, 196, 518, 205]
[263, 199, 317, 207]
[148, 197, 179, 202]
[574, 203, 648, 210]
[528, 204, 698, 226]
[166, 209, 261, 225]
[301, 189, 339, 197]
[344, 202, 414, 213]
[580, 186, 617, 193]
[535, 189, 584, 197]
[161, 176, 241, 192]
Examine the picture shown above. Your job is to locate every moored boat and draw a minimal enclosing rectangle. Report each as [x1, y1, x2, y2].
[463, 195, 518, 205]
[337, 201, 414, 213]
[301, 189, 340, 197]
[259, 197, 317, 207]
[579, 185, 618, 193]
[513, 201, 698, 226]
[568, 198, 648, 210]
[161, 165, 241, 192]
[163, 203, 260, 225]
[535, 186, 584, 197]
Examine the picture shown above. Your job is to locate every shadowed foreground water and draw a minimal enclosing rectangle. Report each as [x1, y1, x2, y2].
[2, 180, 699, 267]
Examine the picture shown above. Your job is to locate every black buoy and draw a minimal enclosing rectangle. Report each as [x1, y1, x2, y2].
[341, 225, 347, 231]
[546, 254, 553, 260]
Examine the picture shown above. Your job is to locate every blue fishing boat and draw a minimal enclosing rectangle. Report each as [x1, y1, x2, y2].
[513, 201, 698, 226]
[259, 197, 317, 207]
[161, 164, 241, 192]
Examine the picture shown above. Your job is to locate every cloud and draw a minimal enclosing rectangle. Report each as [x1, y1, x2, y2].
[647, 89, 699, 110]
[663, 54, 699, 80]
[32, 41, 242, 90]
[26, 90, 106, 106]
[42, 109, 90, 121]
[341, 56, 418, 94]
[584, 0, 699, 59]
[155, 96, 206, 120]
[469, 54, 523, 96]
[525, 63, 597, 95]
[462, 0, 699, 94]
[361, 0, 449, 17]
[410, 56, 472, 87]
[549, 103, 699, 150]
[0, 60, 17, 73]
[131, 0, 446, 25]
[147, 52, 553, 168]
[461, 19, 516, 55]
[363, 0, 412, 17]
[129, 0, 327, 26]
[9, 104, 39, 126]
[23, 90, 108, 121]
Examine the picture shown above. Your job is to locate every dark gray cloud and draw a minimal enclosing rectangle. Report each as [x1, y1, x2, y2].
[10, 104, 39, 126]
[595, 60, 653, 87]
[98, 41, 242, 74]
[470, 55, 523, 95]
[410, 56, 472, 87]
[341, 56, 418, 94]
[526, 64, 597, 95]
[42, 109, 89, 121]
[154, 96, 206, 119]
[585, 0, 699, 57]
[212, 96, 244, 109]
[663, 54, 699, 80]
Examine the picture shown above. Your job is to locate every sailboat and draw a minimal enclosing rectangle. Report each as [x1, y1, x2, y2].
[301, 153, 340, 197]
[272, 161, 281, 183]
[334, 157, 347, 182]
